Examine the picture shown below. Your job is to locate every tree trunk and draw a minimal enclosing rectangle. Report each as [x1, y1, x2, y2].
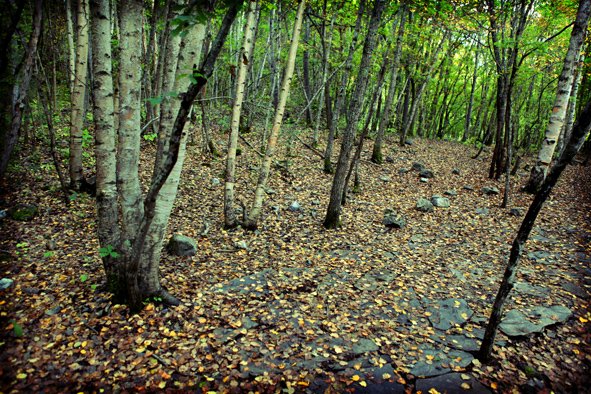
[302, 8, 313, 128]
[479, 98, 591, 362]
[462, 43, 479, 142]
[66, 0, 76, 95]
[224, 0, 258, 229]
[0, 0, 42, 180]
[324, 0, 386, 229]
[372, 6, 405, 164]
[244, 0, 306, 230]
[69, 0, 90, 189]
[525, 0, 590, 192]
[558, 51, 584, 157]
[323, 0, 365, 174]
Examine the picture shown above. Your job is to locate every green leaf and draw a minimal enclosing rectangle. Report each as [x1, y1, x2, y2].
[43, 251, 55, 258]
[80, 274, 88, 283]
[11, 320, 23, 338]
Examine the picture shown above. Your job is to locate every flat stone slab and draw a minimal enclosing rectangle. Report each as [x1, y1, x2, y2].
[416, 373, 491, 393]
[410, 347, 473, 377]
[499, 305, 572, 337]
[352, 338, 379, 355]
[214, 269, 275, 297]
[427, 299, 473, 331]
[561, 281, 588, 299]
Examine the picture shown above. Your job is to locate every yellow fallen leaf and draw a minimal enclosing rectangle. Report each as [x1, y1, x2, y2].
[429, 388, 441, 394]
[382, 372, 392, 380]
[461, 382, 471, 390]
[426, 354, 435, 361]
[579, 316, 588, 323]
[352, 374, 360, 382]
[158, 381, 166, 389]
[334, 345, 343, 354]
[491, 382, 498, 389]
[16, 373, 27, 379]
[359, 381, 367, 387]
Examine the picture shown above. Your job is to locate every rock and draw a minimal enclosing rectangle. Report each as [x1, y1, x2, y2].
[431, 196, 451, 208]
[463, 185, 474, 191]
[234, 240, 249, 250]
[383, 209, 406, 229]
[482, 186, 500, 195]
[379, 175, 391, 182]
[311, 199, 320, 205]
[405, 139, 414, 146]
[352, 338, 379, 354]
[561, 281, 588, 299]
[9, 204, 39, 221]
[416, 373, 491, 393]
[167, 234, 197, 256]
[411, 348, 473, 378]
[0, 210, 7, 219]
[353, 380, 404, 394]
[499, 305, 572, 337]
[527, 250, 551, 262]
[419, 169, 434, 178]
[452, 168, 461, 175]
[444, 190, 457, 196]
[442, 334, 480, 352]
[476, 208, 489, 215]
[398, 168, 409, 174]
[427, 299, 473, 331]
[288, 201, 302, 212]
[386, 156, 395, 163]
[265, 187, 276, 195]
[509, 207, 524, 216]
[0, 278, 14, 290]
[45, 305, 62, 316]
[416, 198, 434, 212]
[211, 178, 221, 186]
[214, 269, 275, 297]
[412, 162, 425, 172]
[419, 177, 429, 183]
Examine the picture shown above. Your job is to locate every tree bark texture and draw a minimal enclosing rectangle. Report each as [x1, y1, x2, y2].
[526, 0, 590, 192]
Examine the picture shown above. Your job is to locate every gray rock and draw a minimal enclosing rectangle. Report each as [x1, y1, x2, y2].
[405, 139, 414, 146]
[352, 338, 379, 354]
[265, 188, 276, 195]
[288, 201, 302, 212]
[561, 281, 588, 299]
[379, 175, 391, 182]
[383, 209, 406, 229]
[463, 185, 474, 191]
[427, 298, 473, 331]
[452, 168, 461, 175]
[444, 190, 457, 196]
[412, 162, 425, 172]
[411, 348, 473, 378]
[386, 156, 395, 163]
[509, 208, 524, 216]
[514, 282, 550, 296]
[443, 334, 480, 352]
[211, 177, 221, 186]
[0, 278, 14, 290]
[214, 268, 275, 297]
[45, 305, 62, 316]
[499, 306, 572, 337]
[417, 198, 434, 212]
[311, 199, 321, 205]
[527, 250, 551, 262]
[9, 204, 39, 221]
[0, 210, 7, 219]
[416, 373, 491, 393]
[419, 177, 429, 183]
[419, 169, 434, 178]
[234, 240, 249, 250]
[482, 186, 500, 195]
[398, 168, 409, 175]
[431, 196, 451, 208]
[167, 234, 197, 256]
[476, 208, 489, 215]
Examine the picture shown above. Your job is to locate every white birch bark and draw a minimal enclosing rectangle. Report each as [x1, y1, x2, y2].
[245, 0, 306, 229]
[69, 0, 90, 188]
[66, 0, 76, 95]
[117, 0, 144, 246]
[224, 0, 258, 228]
[526, 0, 591, 192]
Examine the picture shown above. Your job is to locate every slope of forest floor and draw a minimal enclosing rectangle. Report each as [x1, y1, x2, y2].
[1, 136, 590, 393]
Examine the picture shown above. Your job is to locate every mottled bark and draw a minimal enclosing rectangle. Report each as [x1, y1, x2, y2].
[324, 0, 386, 229]
[244, 0, 306, 230]
[225, 0, 258, 229]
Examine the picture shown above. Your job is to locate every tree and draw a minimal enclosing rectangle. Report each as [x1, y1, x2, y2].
[91, 0, 241, 310]
[525, 0, 591, 192]
[0, 0, 42, 180]
[324, 0, 386, 229]
[69, 0, 90, 189]
[224, 0, 259, 229]
[479, 97, 591, 362]
[243, 0, 306, 230]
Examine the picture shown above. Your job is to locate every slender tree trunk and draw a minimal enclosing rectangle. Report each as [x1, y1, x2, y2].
[224, 0, 258, 229]
[479, 98, 591, 362]
[324, 0, 386, 229]
[244, 0, 306, 230]
[463, 43, 479, 142]
[559, 51, 585, 157]
[526, 0, 590, 192]
[372, 7, 405, 164]
[69, 0, 90, 189]
[0, 0, 42, 180]
[302, 8, 313, 128]
[323, 0, 365, 174]
[66, 0, 76, 95]
[313, 11, 334, 148]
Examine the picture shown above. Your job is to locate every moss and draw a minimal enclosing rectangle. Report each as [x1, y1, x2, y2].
[9, 204, 39, 221]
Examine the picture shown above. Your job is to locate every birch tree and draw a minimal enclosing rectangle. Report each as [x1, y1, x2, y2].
[69, 0, 90, 189]
[243, 0, 306, 230]
[324, 0, 386, 229]
[91, 0, 240, 310]
[225, 0, 258, 229]
[525, 0, 591, 192]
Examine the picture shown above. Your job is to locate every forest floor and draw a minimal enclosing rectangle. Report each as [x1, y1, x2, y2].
[1, 136, 590, 393]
